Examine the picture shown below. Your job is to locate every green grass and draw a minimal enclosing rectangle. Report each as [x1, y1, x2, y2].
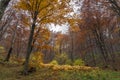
[0, 61, 120, 80]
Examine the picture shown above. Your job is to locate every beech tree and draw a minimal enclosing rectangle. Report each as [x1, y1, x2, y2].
[16, 0, 70, 74]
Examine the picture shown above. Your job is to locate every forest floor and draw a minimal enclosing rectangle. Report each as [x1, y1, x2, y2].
[0, 61, 120, 80]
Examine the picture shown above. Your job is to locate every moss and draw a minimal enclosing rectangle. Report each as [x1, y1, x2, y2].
[0, 62, 120, 80]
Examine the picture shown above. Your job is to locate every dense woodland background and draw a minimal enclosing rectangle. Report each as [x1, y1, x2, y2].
[0, 0, 120, 79]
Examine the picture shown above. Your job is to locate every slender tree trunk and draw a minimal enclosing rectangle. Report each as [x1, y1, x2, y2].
[4, 47, 12, 61]
[4, 24, 17, 61]
[91, 50, 96, 66]
[93, 29, 109, 67]
[108, 42, 117, 70]
[16, 38, 21, 58]
[108, 0, 120, 16]
[0, 0, 11, 20]
[23, 14, 37, 75]
[70, 31, 74, 62]
[88, 34, 96, 66]
[59, 40, 63, 54]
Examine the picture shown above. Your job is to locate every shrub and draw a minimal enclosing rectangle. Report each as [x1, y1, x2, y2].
[50, 60, 58, 65]
[73, 59, 85, 66]
[54, 53, 69, 65]
[30, 52, 43, 68]
[66, 59, 72, 65]
[0, 46, 5, 53]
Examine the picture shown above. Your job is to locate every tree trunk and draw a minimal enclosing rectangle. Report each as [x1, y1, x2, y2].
[108, 0, 120, 16]
[23, 14, 37, 75]
[16, 38, 21, 58]
[93, 29, 109, 67]
[108, 42, 117, 70]
[4, 47, 12, 61]
[70, 31, 74, 62]
[0, 0, 11, 20]
[4, 24, 17, 61]
[88, 34, 96, 66]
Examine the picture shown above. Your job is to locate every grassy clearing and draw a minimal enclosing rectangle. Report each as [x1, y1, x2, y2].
[0, 60, 120, 80]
